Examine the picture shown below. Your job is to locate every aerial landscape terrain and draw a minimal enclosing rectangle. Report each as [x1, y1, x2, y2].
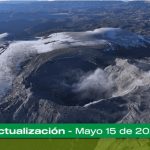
[0, 1, 150, 123]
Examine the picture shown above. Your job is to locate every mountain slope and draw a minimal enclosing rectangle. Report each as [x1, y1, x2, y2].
[0, 28, 150, 123]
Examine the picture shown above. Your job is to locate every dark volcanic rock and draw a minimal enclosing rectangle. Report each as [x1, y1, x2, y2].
[0, 46, 117, 123]
[1, 42, 150, 123]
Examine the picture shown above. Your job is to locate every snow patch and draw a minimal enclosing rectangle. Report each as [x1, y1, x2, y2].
[0, 33, 9, 41]
[0, 27, 149, 99]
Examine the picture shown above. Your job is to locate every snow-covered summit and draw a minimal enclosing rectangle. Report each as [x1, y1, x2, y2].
[42, 27, 150, 49]
[0, 28, 149, 100]
[75, 27, 149, 48]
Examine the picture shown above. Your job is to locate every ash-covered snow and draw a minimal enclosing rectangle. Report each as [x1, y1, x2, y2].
[0, 28, 149, 100]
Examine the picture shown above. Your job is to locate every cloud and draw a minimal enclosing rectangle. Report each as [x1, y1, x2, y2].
[73, 58, 150, 106]
[73, 68, 114, 100]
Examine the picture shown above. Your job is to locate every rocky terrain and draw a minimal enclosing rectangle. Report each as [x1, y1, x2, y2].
[0, 27, 150, 123]
[0, 1, 150, 40]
